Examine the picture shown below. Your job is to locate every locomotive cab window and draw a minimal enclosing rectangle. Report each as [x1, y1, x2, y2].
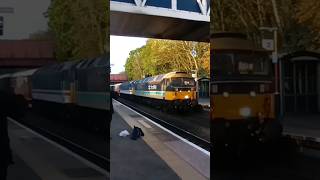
[237, 54, 270, 76]
[213, 52, 271, 79]
[212, 53, 234, 76]
[170, 78, 195, 87]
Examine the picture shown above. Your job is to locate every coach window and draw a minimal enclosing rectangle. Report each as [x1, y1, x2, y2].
[0, 16, 3, 36]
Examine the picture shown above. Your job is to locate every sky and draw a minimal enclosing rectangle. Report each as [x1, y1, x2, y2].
[110, 36, 148, 74]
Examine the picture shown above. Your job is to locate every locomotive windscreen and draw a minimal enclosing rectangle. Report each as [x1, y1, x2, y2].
[170, 77, 195, 87]
[212, 52, 271, 79]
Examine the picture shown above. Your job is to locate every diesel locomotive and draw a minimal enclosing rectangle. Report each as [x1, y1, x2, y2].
[118, 71, 198, 111]
[0, 56, 110, 132]
[211, 33, 282, 152]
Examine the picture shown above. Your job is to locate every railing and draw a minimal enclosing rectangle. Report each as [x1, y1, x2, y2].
[111, 0, 210, 22]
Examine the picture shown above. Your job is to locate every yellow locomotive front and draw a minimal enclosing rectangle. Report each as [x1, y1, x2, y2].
[163, 72, 198, 109]
[211, 33, 282, 149]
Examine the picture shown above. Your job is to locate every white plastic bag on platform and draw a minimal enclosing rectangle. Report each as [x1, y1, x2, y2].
[119, 130, 130, 137]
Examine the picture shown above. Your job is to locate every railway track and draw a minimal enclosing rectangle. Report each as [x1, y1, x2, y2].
[9, 117, 110, 171]
[114, 98, 211, 152]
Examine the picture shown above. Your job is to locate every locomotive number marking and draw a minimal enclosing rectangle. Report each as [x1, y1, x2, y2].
[148, 85, 157, 90]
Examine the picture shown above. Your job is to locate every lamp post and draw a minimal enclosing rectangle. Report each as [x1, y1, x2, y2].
[259, 27, 283, 119]
[191, 45, 199, 100]
[259, 27, 278, 63]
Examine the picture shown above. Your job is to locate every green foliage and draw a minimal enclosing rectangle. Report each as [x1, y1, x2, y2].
[48, 0, 109, 61]
[296, 0, 320, 49]
[211, 0, 318, 52]
[125, 40, 210, 80]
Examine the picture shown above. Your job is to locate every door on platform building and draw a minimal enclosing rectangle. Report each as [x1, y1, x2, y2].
[282, 58, 320, 114]
[198, 78, 210, 98]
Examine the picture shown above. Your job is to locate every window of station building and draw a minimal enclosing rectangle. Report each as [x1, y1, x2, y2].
[0, 16, 3, 36]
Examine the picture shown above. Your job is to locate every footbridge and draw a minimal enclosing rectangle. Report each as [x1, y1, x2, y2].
[110, 0, 210, 41]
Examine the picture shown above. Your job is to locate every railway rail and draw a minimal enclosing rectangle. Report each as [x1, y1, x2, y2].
[114, 98, 211, 151]
[8, 117, 110, 171]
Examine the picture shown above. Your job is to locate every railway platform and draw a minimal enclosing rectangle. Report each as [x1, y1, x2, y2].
[111, 99, 210, 180]
[198, 97, 210, 109]
[283, 114, 320, 143]
[7, 119, 108, 180]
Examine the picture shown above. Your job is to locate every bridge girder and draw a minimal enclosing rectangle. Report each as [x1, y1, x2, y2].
[110, 0, 210, 42]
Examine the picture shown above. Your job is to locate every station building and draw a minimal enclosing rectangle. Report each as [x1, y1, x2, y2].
[280, 51, 320, 114]
[0, 0, 54, 74]
[0, 40, 55, 74]
[196, 77, 210, 98]
[110, 74, 128, 85]
[0, 0, 50, 40]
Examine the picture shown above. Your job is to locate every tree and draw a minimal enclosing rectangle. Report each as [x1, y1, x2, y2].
[48, 0, 108, 61]
[211, 0, 316, 52]
[124, 40, 210, 80]
[125, 47, 146, 80]
[296, 0, 320, 49]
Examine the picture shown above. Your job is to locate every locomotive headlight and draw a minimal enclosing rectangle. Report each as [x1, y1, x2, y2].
[239, 107, 251, 117]
[184, 95, 189, 99]
[223, 92, 229, 98]
[250, 91, 256, 97]
[260, 84, 265, 93]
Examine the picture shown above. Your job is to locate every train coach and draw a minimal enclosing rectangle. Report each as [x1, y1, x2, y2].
[10, 69, 38, 106]
[0, 74, 11, 93]
[119, 71, 198, 111]
[0, 56, 110, 132]
[32, 57, 110, 132]
[211, 33, 283, 154]
[110, 83, 121, 99]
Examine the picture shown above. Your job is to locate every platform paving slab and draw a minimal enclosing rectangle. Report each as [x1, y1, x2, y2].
[110, 112, 180, 180]
[8, 152, 42, 180]
[283, 114, 320, 141]
[7, 120, 108, 180]
[198, 98, 210, 107]
[112, 99, 210, 180]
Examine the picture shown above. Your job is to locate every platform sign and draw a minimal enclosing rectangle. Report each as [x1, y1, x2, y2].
[262, 39, 274, 51]
[191, 49, 197, 57]
[111, 0, 210, 22]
